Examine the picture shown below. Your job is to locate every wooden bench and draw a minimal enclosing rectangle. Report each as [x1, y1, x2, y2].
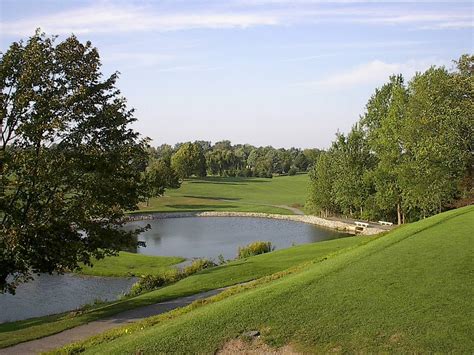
[355, 221, 369, 228]
[378, 221, 393, 226]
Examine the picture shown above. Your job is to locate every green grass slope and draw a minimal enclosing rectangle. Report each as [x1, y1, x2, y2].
[0, 232, 363, 349]
[81, 206, 474, 353]
[136, 174, 309, 214]
[76, 252, 185, 277]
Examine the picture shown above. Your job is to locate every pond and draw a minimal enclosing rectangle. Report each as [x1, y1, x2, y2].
[0, 274, 136, 323]
[0, 216, 347, 323]
[128, 217, 348, 260]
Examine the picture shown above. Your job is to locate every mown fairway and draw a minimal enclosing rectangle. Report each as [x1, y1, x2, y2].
[71, 206, 473, 353]
[135, 174, 310, 214]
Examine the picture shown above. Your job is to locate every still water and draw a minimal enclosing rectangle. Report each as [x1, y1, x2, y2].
[0, 274, 136, 323]
[129, 217, 347, 260]
[0, 217, 346, 323]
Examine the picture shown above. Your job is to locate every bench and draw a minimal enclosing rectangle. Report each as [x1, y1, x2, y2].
[354, 221, 369, 228]
[378, 221, 393, 226]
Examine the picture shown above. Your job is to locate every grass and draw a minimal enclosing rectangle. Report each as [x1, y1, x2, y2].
[134, 174, 310, 215]
[76, 252, 185, 277]
[0, 233, 365, 349]
[71, 206, 473, 353]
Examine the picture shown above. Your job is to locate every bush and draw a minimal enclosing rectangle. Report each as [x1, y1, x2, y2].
[129, 274, 168, 296]
[183, 258, 217, 276]
[288, 167, 298, 176]
[238, 241, 274, 259]
[127, 259, 218, 296]
[217, 254, 226, 265]
[243, 168, 253, 177]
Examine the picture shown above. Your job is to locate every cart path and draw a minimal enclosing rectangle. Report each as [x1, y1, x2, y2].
[0, 288, 225, 355]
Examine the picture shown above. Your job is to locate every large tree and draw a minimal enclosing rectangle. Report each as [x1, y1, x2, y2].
[361, 75, 408, 224]
[171, 142, 206, 178]
[0, 32, 148, 293]
[400, 66, 469, 218]
[143, 157, 180, 205]
[306, 152, 336, 217]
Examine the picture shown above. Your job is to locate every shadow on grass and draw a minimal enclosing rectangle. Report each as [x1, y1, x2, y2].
[0, 313, 64, 333]
[164, 204, 237, 210]
[183, 195, 241, 201]
[187, 177, 271, 184]
[188, 181, 246, 186]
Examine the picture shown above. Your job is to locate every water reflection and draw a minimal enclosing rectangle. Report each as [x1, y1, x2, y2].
[0, 274, 136, 323]
[128, 217, 347, 260]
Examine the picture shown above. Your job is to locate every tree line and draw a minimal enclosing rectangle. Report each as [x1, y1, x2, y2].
[144, 140, 321, 184]
[307, 55, 473, 224]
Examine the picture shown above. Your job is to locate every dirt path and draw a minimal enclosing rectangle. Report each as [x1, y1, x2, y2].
[0, 288, 225, 355]
[275, 205, 304, 215]
[214, 198, 305, 215]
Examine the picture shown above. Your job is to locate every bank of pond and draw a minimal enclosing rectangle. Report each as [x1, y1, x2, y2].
[0, 217, 348, 323]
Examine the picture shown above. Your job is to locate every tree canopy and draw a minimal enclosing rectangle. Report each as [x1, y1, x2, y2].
[307, 55, 473, 224]
[170, 142, 206, 179]
[153, 141, 321, 178]
[0, 32, 149, 293]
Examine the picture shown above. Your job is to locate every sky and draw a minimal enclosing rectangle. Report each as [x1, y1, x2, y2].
[1, 1, 473, 149]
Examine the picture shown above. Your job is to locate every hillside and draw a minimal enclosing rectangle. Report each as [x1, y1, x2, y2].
[69, 206, 473, 353]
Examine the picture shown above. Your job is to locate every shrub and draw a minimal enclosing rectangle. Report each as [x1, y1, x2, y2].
[288, 167, 298, 176]
[183, 258, 217, 276]
[217, 254, 226, 265]
[127, 259, 218, 296]
[238, 241, 274, 259]
[129, 274, 168, 296]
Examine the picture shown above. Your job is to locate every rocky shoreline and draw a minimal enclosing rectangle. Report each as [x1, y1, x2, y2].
[125, 211, 386, 236]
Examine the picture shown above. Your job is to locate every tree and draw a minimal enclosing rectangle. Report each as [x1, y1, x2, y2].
[361, 75, 408, 224]
[450, 55, 474, 203]
[308, 55, 472, 223]
[306, 152, 336, 217]
[330, 128, 374, 218]
[152, 144, 174, 164]
[0, 32, 148, 293]
[400, 66, 468, 218]
[143, 157, 180, 205]
[303, 148, 322, 168]
[171, 142, 206, 178]
[293, 151, 309, 171]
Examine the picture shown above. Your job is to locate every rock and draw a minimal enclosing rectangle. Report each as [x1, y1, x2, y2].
[243, 330, 260, 337]
[125, 211, 386, 236]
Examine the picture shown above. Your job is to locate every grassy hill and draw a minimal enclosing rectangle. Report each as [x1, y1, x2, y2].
[70, 206, 473, 353]
[135, 174, 310, 214]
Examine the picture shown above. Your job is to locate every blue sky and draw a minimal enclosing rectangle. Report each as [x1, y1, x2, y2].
[1, 1, 473, 148]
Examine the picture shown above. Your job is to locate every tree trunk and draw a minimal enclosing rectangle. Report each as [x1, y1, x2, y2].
[397, 203, 402, 225]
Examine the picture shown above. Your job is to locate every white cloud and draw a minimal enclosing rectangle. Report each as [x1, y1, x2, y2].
[1, 4, 279, 36]
[1, 1, 472, 37]
[351, 13, 473, 29]
[297, 59, 447, 88]
[318, 60, 401, 87]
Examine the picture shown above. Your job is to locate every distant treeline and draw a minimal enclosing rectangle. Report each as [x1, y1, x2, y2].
[149, 141, 322, 178]
[307, 54, 473, 224]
